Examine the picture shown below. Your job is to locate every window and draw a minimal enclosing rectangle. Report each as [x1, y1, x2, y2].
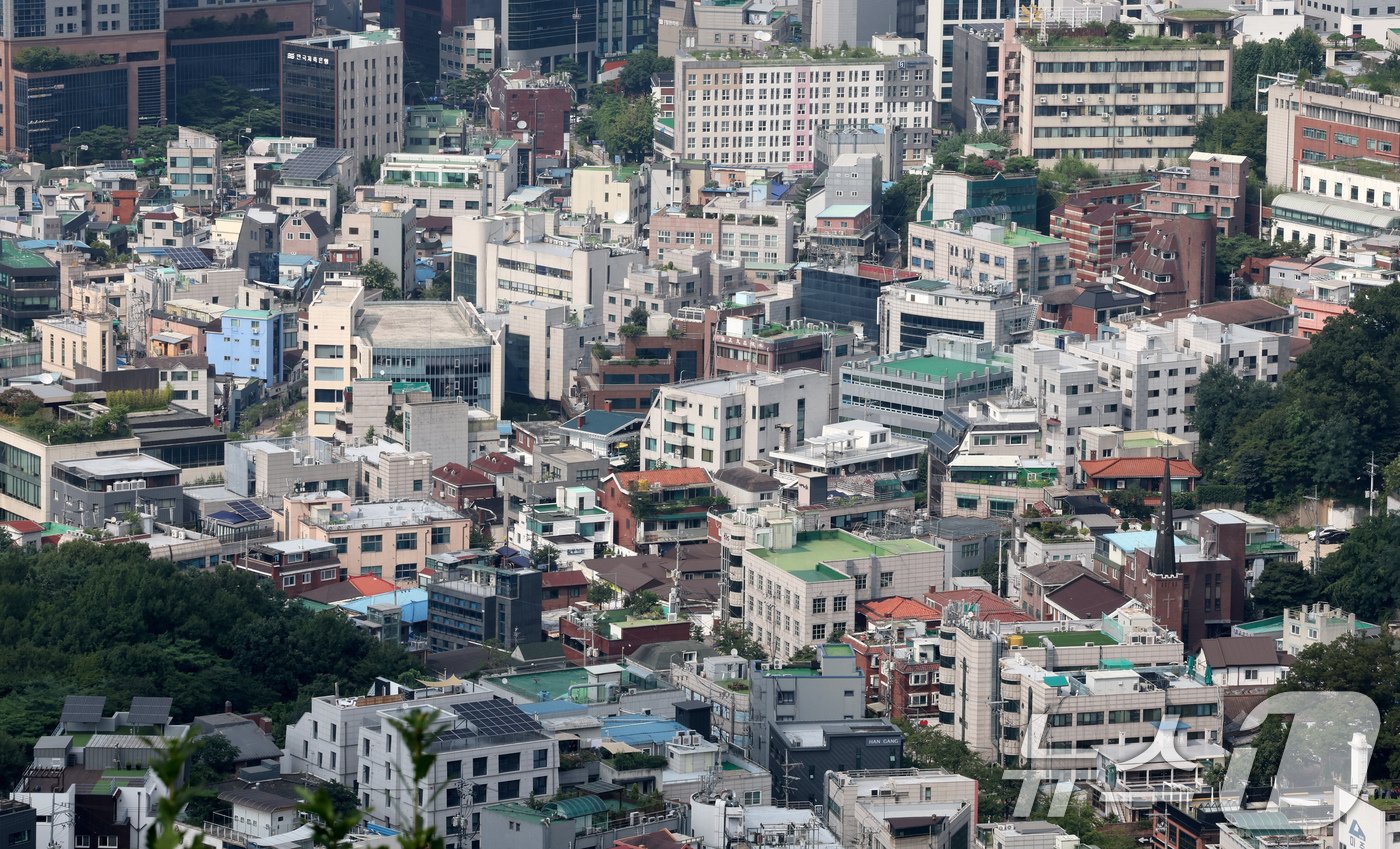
[1244, 669, 1260, 680]
[910, 672, 929, 686]
[498, 753, 520, 772]
[855, 575, 868, 590]
[330, 536, 348, 554]
[361, 535, 383, 552]
[811, 597, 827, 614]
[283, 575, 297, 587]
[497, 780, 520, 800]
[833, 595, 847, 612]
[396, 532, 418, 550]
[534, 748, 549, 768]
[1108, 709, 1140, 724]
[879, 571, 893, 588]
[1047, 713, 1073, 727]
[473, 756, 488, 776]
[99, 839, 118, 849]
[812, 623, 827, 640]
[1077, 711, 1104, 725]
[743, 791, 762, 805]
[431, 527, 451, 545]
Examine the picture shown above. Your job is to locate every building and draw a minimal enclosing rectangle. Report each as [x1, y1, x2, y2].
[281, 31, 404, 160]
[658, 0, 798, 58]
[486, 68, 574, 178]
[598, 468, 718, 553]
[378, 150, 519, 220]
[0, 800, 35, 849]
[207, 308, 285, 384]
[1054, 324, 1205, 438]
[0, 417, 141, 523]
[223, 436, 358, 500]
[768, 420, 925, 497]
[1265, 80, 1400, 189]
[797, 263, 919, 341]
[822, 770, 977, 849]
[1004, 22, 1232, 172]
[1115, 215, 1219, 311]
[907, 215, 1072, 295]
[1280, 602, 1379, 656]
[507, 485, 615, 565]
[275, 490, 472, 581]
[841, 621, 941, 720]
[1050, 199, 1152, 286]
[0, 242, 60, 332]
[741, 528, 943, 662]
[648, 188, 800, 268]
[839, 343, 1013, 442]
[164, 128, 222, 204]
[1143, 152, 1250, 236]
[48, 453, 183, 528]
[1037, 283, 1147, 340]
[747, 642, 865, 762]
[439, 17, 499, 80]
[916, 168, 1040, 232]
[271, 147, 354, 225]
[340, 198, 416, 295]
[1078, 457, 1201, 493]
[237, 539, 342, 596]
[767, 720, 905, 805]
[879, 278, 1035, 350]
[35, 315, 115, 380]
[305, 284, 502, 438]
[941, 454, 1059, 518]
[638, 369, 832, 473]
[672, 36, 937, 174]
[426, 554, 543, 650]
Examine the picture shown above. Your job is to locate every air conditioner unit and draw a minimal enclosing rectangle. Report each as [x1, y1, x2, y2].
[1131, 117, 1138, 123]
[1060, 112, 1069, 119]
[1060, 93, 1068, 101]
[1039, 96, 1047, 104]
[1076, 96, 1084, 103]
[1131, 94, 1139, 100]
[1098, 96, 1105, 102]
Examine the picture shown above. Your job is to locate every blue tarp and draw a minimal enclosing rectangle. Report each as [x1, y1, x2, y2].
[338, 588, 428, 623]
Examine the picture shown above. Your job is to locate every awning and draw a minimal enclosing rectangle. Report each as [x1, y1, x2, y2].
[867, 701, 889, 714]
[152, 331, 190, 344]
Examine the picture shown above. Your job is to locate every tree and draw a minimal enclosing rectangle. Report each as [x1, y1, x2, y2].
[1249, 561, 1319, 618]
[424, 270, 452, 301]
[357, 259, 401, 299]
[530, 543, 560, 570]
[900, 721, 1016, 821]
[1105, 21, 1134, 42]
[189, 734, 240, 786]
[583, 92, 656, 163]
[587, 580, 616, 607]
[711, 620, 767, 660]
[442, 69, 490, 111]
[881, 173, 930, 244]
[1314, 514, 1400, 624]
[1193, 110, 1268, 178]
[787, 645, 819, 665]
[1105, 487, 1153, 522]
[1214, 234, 1309, 295]
[625, 590, 663, 618]
[617, 49, 670, 97]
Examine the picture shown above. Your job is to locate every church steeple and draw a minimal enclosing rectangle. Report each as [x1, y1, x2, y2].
[1153, 456, 1177, 575]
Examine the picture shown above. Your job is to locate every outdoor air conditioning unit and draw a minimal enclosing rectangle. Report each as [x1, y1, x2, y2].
[1060, 112, 1069, 119]
[1039, 96, 1047, 104]
[1076, 96, 1085, 103]
[1060, 93, 1068, 101]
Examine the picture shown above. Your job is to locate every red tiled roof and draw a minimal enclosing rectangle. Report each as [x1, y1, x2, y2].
[434, 463, 492, 486]
[860, 596, 940, 621]
[542, 570, 589, 588]
[922, 589, 1033, 623]
[471, 452, 519, 475]
[1, 520, 44, 534]
[610, 468, 712, 489]
[1078, 457, 1200, 480]
[349, 575, 396, 596]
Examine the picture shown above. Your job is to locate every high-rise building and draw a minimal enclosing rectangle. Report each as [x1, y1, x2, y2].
[281, 31, 404, 161]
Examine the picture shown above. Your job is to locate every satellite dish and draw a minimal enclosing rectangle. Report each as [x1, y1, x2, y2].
[516, 120, 529, 129]
[612, 209, 628, 224]
[40, 374, 55, 385]
[753, 31, 772, 42]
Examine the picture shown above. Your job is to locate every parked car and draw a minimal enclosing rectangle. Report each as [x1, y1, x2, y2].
[1317, 528, 1349, 544]
[1308, 526, 1341, 540]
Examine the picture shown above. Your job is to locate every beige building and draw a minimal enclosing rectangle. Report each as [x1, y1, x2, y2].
[569, 164, 649, 243]
[281, 30, 404, 161]
[0, 418, 141, 523]
[658, 0, 797, 58]
[275, 489, 472, 581]
[879, 277, 1037, 351]
[164, 127, 222, 204]
[358, 447, 434, 501]
[439, 17, 499, 80]
[339, 197, 416, 296]
[907, 218, 1071, 294]
[741, 525, 943, 662]
[36, 315, 115, 379]
[1004, 26, 1232, 172]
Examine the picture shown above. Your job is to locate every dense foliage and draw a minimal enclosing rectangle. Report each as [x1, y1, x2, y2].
[0, 540, 422, 789]
[1189, 284, 1400, 509]
[1229, 30, 1325, 108]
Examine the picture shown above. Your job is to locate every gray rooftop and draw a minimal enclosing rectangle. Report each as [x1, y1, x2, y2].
[56, 453, 180, 477]
[357, 302, 492, 350]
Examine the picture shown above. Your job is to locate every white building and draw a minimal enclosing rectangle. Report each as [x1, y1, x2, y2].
[439, 17, 499, 80]
[164, 127, 220, 202]
[339, 198, 416, 296]
[639, 369, 832, 473]
[377, 150, 519, 219]
[879, 277, 1036, 351]
[673, 35, 936, 174]
[281, 31, 405, 161]
[508, 485, 616, 564]
[1062, 323, 1204, 439]
[907, 218, 1072, 295]
[822, 770, 978, 849]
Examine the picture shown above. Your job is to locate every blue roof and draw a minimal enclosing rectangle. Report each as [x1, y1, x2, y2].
[338, 588, 428, 623]
[561, 409, 642, 436]
[1103, 531, 1192, 553]
[601, 715, 687, 747]
[278, 253, 317, 265]
[519, 700, 588, 717]
[19, 239, 90, 250]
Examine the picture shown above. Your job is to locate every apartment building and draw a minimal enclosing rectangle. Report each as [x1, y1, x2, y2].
[839, 342, 1014, 442]
[570, 164, 649, 243]
[439, 17, 499, 80]
[1012, 338, 1125, 470]
[164, 128, 222, 203]
[1142, 152, 1250, 236]
[908, 216, 1072, 294]
[648, 185, 800, 269]
[207, 308, 285, 384]
[658, 0, 797, 58]
[672, 36, 937, 173]
[426, 556, 543, 650]
[1165, 314, 1291, 383]
[451, 211, 644, 310]
[48, 453, 183, 528]
[1115, 215, 1219, 311]
[305, 283, 503, 439]
[377, 150, 519, 219]
[281, 31, 404, 160]
[1050, 199, 1151, 286]
[223, 436, 358, 499]
[941, 454, 1059, 518]
[507, 485, 615, 564]
[748, 643, 867, 765]
[671, 653, 754, 753]
[1265, 80, 1400, 189]
[340, 198, 416, 295]
[1061, 324, 1204, 438]
[35, 315, 114, 380]
[933, 603, 1196, 763]
[275, 489, 472, 581]
[638, 369, 832, 473]
[1004, 23, 1232, 171]
[597, 467, 717, 552]
[917, 168, 1041, 231]
[741, 526, 943, 662]
[880, 277, 1036, 350]
[823, 770, 978, 849]
[485, 67, 573, 177]
[1274, 157, 1400, 255]
[237, 539, 342, 596]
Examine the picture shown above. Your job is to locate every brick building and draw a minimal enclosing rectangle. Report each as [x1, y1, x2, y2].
[1049, 198, 1150, 285]
[1115, 214, 1218, 311]
[1143, 152, 1251, 236]
[597, 468, 718, 553]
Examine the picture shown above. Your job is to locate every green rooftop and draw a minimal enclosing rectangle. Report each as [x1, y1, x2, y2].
[1030, 33, 1226, 51]
[1233, 616, 1283, 633]
[487, 667, 590, 701]
[1368, 796, 1400, 812]
[1042, 630, 1119, 647]
[751, 530, 936, 583]
[868, 355, 999, 382]
[1245, 540, 1297, 555]
[1311, 157, 1400, 181]
[929, 219, 1064, 247]
[0, 242, 54, 270]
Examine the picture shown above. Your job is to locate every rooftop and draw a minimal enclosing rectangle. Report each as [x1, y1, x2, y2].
[56, 453, 179, 477]
[750, 530, 936, 584]
[1307, 157, 1400, 182]
[357, 302, 492, 349]
[303, 497, 465, 530]
[1027, 31, 1229, 51]
[1041, 629, 1118, 647]
[862, 355, 1002, 382]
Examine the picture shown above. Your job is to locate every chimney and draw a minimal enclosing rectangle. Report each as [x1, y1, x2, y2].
[1153, 456, 1177, 575]
[1350, 732, 1372, 793]
[604, 399, 613, 412]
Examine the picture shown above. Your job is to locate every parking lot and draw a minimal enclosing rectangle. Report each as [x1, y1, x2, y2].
[1281, 532, 1346, 569]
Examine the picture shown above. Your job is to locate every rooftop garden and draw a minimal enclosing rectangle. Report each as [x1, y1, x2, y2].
[0, 389, 132, 444]
[167, 9, 280, 39]
[1024, 518, 1089, 543]
[607, 751, 669, 771]
[1035, 23, 1220, 50]
[688, 44, 880, 63]
[13, 47, 117, 72]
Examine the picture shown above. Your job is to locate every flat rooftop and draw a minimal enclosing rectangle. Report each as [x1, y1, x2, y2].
[751, 529, 936, 583]
[675, 369, 822, 397]
[863, 355, 1001, 382]
[1308, 157, 1400, 182]
[357, 302, 491, 350]
[57, 453, 180, 477]
[308, 499, 464, 530]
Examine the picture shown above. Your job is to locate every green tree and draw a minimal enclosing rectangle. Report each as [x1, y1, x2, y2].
[1105, 21, 1134, 42]
[425, 270, 452, 301]
[587, 580, 616, 606]
[1214, 233, 1309, 295]
[1248, 561, 1319, 618]
[1314, 514, 1400, 624]
[469, 524, 495, 550]
[442, 69, 490, 110]
[530, 543, 560, 569]
[899, 720, 1016, 821]
[617, 49, 671, 97]
[1193, 109, 1268, 178]
[882, 173, 930, 244]
[625, 590, 663, 618]
[711, 620, 767, 660]
[787, 645, 819, 665]
[1105, 487, 1153, 522]
[189, 734, 240, 786]
[584, 92, 656, 163]
[357, 259, 401, 299]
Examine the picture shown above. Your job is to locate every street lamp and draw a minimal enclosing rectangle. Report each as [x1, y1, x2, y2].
[63, 126, 81, 167]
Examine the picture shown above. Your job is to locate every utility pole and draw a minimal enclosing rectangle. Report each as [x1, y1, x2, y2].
[1304, 485, 1321, 570]
[1365, 452, 1380, 518]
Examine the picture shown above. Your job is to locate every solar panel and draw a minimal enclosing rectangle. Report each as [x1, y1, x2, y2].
[128, 696, 173, 726]
[60, 695, 106, 725]
[166, 246, 211, 270]
[280, 147, 349, 182]
[226, 500, 272, 523]
[453, 697, 542, 737]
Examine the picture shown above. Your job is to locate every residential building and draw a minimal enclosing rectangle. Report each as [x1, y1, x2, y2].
[439, 17, 499, 80]
[1003, 21, 1232, 171]
[0, 242, 60, 332]
[841, 619, 941, 720]
[452, 211, 643, 310]
[48, 453, 183, 528]
[748, 642, 865, 765]
[164, 128, 222, 204]
[598, 468, 718, 553]
[35, 315, 115, 380]
[1049, 199, 1152, 286]
[798, 263, 919, 341]
[507, 485, 615, 565]
[916, 167, 1040, 231]
[658, 0, 797, 58]
[558, 410, 644, 461]
[275, 489, 472, 581]
[305, 283, 503, 438]
[879, 278, 1036, 350]
[1036, 283, 1147, 339]
[340, 198, 416, 295]
[768, 720, 905, 805]
[281, 211, 333, 256]
[270, 147, 354, 225]
[839, 341, 1013, 442]
[481, 793, 686, 849]
[223, 436, 358, 500]
[909, 216, 1072, 296]
[1058, 324, 1204, 438]
[490, 299, 605, 407]
[1280, 602, 1379, 656]
[281, 31, 404, 160]
[671, 652, 755, 753]
[1191, 636, 1291, 688]
[377, 150, 519, 220]
[431, 463, 497, 513]
[207, 308, 285, 384]
[639, 369, 832, 473]
[1264, 79, 1400, 190]
[941, 454, 1059, 518]
[741, 528, 943, 662]
[237, 539, 343, 596]
[486, 68, 574, 178]
[823, 770, 977, 849]
[672, 36, 937, 174]
[1143, 152, 1251, 236]
[0, 801, 34, 849]
[990, 822, 1081, 849]
[709, 316, 857, 416]
[570, 164, 650, 244]
[426, 553, 543, 650]
[648, 187, 800, 268]
[497, 443, 611, 528]
[357, 448, 434, 502]
[1115, 215, 1219, 311]
[768, 420, 924, 498]
[1078, 457, 1201, 493]
[557, 606, 694, 664]
[0, 417, 141, 523]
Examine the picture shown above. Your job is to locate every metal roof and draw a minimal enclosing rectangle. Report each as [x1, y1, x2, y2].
[279, 147, 350, 182]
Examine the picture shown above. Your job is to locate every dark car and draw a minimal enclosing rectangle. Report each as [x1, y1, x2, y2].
[1317, 528, 1349, 544]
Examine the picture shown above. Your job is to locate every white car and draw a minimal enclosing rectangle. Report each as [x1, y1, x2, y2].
[1308, 526, 1341, 540]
